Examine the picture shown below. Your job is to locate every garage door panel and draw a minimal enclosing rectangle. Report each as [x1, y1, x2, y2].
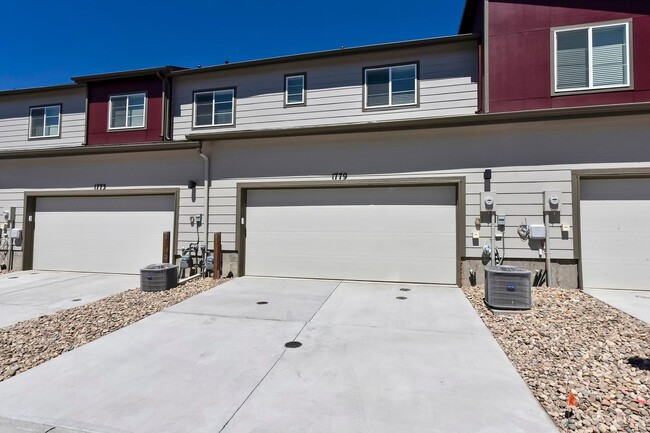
[580, 178, 650, 291]
[245, 186, 457, 284]
[246, 232, 456, 259]
[246, 252, 457, 284]
[581, 233, 650, 261]
[580, 202, 650, 231]
[580, 259, 649, 291]
[36, 196, 173, 213]
[33, 195, 175, 274]
[247, 186, 456, 207]
[247, 206, 456, 233]
[581, 179, 650, 201]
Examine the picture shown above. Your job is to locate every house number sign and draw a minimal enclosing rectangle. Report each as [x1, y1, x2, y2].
[331, 173, 348, 180]
[94, 184, 107, 191]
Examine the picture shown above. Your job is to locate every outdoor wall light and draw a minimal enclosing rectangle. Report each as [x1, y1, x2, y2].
[188, 180, 196, 189]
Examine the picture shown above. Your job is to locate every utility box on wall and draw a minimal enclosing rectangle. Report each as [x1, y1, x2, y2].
[480, 192, 498, 213]
[544, 191, 562, 213]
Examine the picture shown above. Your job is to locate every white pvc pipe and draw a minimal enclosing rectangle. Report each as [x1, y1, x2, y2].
[197, 143, 210, 255]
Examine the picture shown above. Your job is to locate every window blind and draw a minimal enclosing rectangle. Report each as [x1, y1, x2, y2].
[592, 25, 627, 87]
[556, 29, 589, 90]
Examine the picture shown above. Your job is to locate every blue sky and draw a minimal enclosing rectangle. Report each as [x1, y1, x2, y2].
[0, 0, 466, 91]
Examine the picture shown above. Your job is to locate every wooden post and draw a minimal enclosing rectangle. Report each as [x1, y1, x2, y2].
[162, 231, 171, 263]
[213, 232, 222, 279]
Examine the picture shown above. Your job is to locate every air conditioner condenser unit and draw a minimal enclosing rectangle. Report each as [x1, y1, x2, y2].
[484, 265, 532, 310]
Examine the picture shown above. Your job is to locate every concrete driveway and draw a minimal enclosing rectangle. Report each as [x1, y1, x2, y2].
[0, 271, 139, 328]
[0, 277, 558, 433]
[584, 289, 650, 325]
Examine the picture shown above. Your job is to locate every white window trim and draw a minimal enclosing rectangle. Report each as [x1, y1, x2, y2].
[28, 105, 61, 139]
[285, 74, 305, 106]
[364, 64, 418, 109]
[554, 21, 631, 94]
[108, 92, 147, 131]
[192, 89, 235, 128]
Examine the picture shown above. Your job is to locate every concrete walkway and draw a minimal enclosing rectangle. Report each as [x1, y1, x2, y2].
[0, 277, 558, 433]
[0, 271, 139, 328]
[585, 289, 650, 325]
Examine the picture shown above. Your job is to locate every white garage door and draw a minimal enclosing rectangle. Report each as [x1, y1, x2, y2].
[244, 186, 457, 284]
[33, 195, 175, 274]
[581, 178, 650, 290]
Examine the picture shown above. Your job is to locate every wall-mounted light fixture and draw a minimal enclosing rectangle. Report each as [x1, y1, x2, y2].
[188, 180, 196, 189]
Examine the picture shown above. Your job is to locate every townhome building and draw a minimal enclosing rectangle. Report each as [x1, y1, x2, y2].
[1, 0, 648, 292]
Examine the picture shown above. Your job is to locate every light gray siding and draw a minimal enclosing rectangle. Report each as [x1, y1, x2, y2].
[202, 113, 650, 263]
[0, 150, 205, 269]
[0, 88, 86, 151]
[2, 111, 648, 280]
[172, 42, 478, 139]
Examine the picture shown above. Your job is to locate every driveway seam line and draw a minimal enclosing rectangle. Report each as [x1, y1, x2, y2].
[218, 345, 293, 432]
[218, 280, 343, 433]
[293, 279, 344, 339]
[0, 274, 95, 297]
[308, 320, 487, 336]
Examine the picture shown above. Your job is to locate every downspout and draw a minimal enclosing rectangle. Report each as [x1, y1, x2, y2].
[197, 142, 210, 257]
[156, 71, 171, 141]
[82, 85, 89, 145]
[476, 40, 483, 114]
[483, 0, 490, 113]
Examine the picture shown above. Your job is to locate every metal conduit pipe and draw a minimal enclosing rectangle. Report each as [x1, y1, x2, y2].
[197, 142, 210, 258]
[490, 213, 496, 265]
[544, 212, 552, 287]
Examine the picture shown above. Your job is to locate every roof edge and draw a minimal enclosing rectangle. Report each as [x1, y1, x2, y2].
[72, 66, 186, 83]
[0, 83, 84, 98]
[459, 0, 481, 34]
[172, 34, 480, 78]
[0, 141, 200, 160]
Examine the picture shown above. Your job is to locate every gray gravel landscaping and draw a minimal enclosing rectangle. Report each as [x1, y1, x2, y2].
[463, 286, 650, 433]
[0, 277, 225, 382]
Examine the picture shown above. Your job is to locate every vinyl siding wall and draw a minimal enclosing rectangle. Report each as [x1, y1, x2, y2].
[1, 113, 648, 276]
[201, 112, 650, 262]
[0, 150, 205, 268]
[0, 88, 86, 151]
[172, 42, 478, 139]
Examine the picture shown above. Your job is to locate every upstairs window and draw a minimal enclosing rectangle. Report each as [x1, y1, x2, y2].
[364, 64, 417, 109]
[285, 74, 305, 106]
[29, 105, 61, 138]
[109, 93, 146, 129]
[194, 89, 235, 127]
[554, 22, 630, 93]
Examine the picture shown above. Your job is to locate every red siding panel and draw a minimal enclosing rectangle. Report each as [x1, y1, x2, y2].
[488, 0, 650, 113]
[490, 99, 526, 112]
[522, 30, 550, 100]
[551, 91, 634, 109]
[523, 1, 550, 31]
[87, 76, 163, 145]
[489, 2, 524, 36]
[489, 34, 526, 102]
[633, 17, 650, 90]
